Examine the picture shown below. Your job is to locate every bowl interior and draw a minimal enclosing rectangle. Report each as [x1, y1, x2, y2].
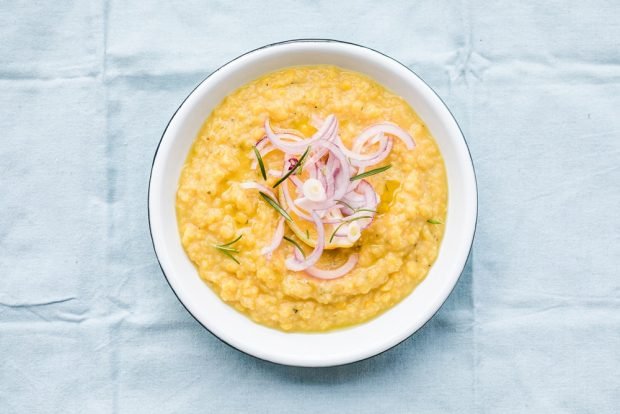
[149, 41, 477, 367]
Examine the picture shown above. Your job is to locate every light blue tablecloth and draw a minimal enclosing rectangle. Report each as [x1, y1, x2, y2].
[1, 1, 618, 412]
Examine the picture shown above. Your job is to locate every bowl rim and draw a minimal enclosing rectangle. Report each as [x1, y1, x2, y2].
[148, 38, 478, 367]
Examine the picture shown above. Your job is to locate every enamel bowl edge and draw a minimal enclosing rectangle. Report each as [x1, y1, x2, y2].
[148, 40, 477, 367]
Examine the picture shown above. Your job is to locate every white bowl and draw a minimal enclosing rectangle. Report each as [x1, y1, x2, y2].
[149, 40, 477, 367]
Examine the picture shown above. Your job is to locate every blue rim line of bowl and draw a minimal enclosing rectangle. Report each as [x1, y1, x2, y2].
[147, 38, 479, 368]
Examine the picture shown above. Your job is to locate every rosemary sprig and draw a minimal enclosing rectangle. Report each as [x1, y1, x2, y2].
[283, 236, 306, 257]
[297, 146, 311, 171]
[329, 224, 344, 243]
[335, 199, 355, 210]
[219, 250, 240, 264]
[355, 208, 377, 213]
[214, 245, 238, 253]
[218, 234, 243, 247]
[213, 234, 243, 263]
[253, 146, 267, 180]
[305, 229, 310, 239]
[427, 219, 442, 224]
[350, 164, 392, 181]
[336, 200, 376, 214]
[259, 191, 292, 222]
[272, 146, 310, 188]
[329, 215, 373, 243]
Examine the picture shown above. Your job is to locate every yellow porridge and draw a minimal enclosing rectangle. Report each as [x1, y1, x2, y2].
[176, 65, 447, 332]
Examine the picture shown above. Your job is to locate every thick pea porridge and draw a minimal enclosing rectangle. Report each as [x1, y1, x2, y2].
[176, 65, 447, 332]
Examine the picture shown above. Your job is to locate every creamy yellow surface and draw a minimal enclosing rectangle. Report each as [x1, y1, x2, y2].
[176, 65, 447, 332]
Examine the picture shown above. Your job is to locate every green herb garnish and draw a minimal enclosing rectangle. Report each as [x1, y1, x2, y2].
[305, 229, 310, 239]
[218, 234, 242, 247]
[350, 164, 392, 181]
[283, 236, 306, 257]
[253, 146, 267, 180]
[329, 216, 373, 243]
[259, 191, 292, 222]
[297, 146, 310, 171]
[427, 219, 442, 224]
[219, 250, 240, 264]
[213, 234, 243, 264]
[272, 146, 310, 188]
[336, 200, 376, 214]
[329, 224, 344, 243]
[214, 245, 238, 253]
[336, 199, 355, 210]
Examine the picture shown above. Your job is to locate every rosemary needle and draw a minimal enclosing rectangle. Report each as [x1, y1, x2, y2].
[213, 234, 243, 263]
[283, 236, 306, 257]
[253, 146, 267, 180]
[272, 146, 310, 188]
[259, 192, 292, 222]
[329, 216, 373, 243]
[350, 164, 392, 181]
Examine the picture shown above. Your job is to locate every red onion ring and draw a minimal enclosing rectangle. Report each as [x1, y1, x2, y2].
[294, 197, 339, 218]
[307, 140, 350, 201]
[351, 137, 393, 168]
[317, 165, 328, 192]
[303, 254, 359, 280]
[277, 150, 320, 222]
[355, 122, 415, 150]
[255, 135, 268, 150]
[285, 211, 325, 271]
[240, 181, 276, 199]
[265, 115, 336, 154]
[305, 139, 335, 167]
[289, 175, 304, 189]
[353, 131, 380, 152]
[338, 204, 354, 216]
[252, 135, 302, 169]
[334, 134, 389, 164]
[261, 217, 285, 257]
[341, 190, 365, 207]
[325, 169, 336, 198]
[303, 119, 339, 166]
[327, 207, 344, 220]
[334, 224, 350, 237]
[353, 180, 379, 229]
[308, 161, 319, 180]
[281, 179, 315, 222]
[357, 179, 379, 207]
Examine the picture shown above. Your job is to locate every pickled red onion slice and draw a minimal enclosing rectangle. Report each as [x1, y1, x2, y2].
[285, 211, 325, 271]
[303, 253, 359, 280]
[260, 217, 285, 257]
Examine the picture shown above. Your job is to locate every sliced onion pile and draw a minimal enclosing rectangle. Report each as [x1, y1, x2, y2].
[242, 114, 415, 280]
